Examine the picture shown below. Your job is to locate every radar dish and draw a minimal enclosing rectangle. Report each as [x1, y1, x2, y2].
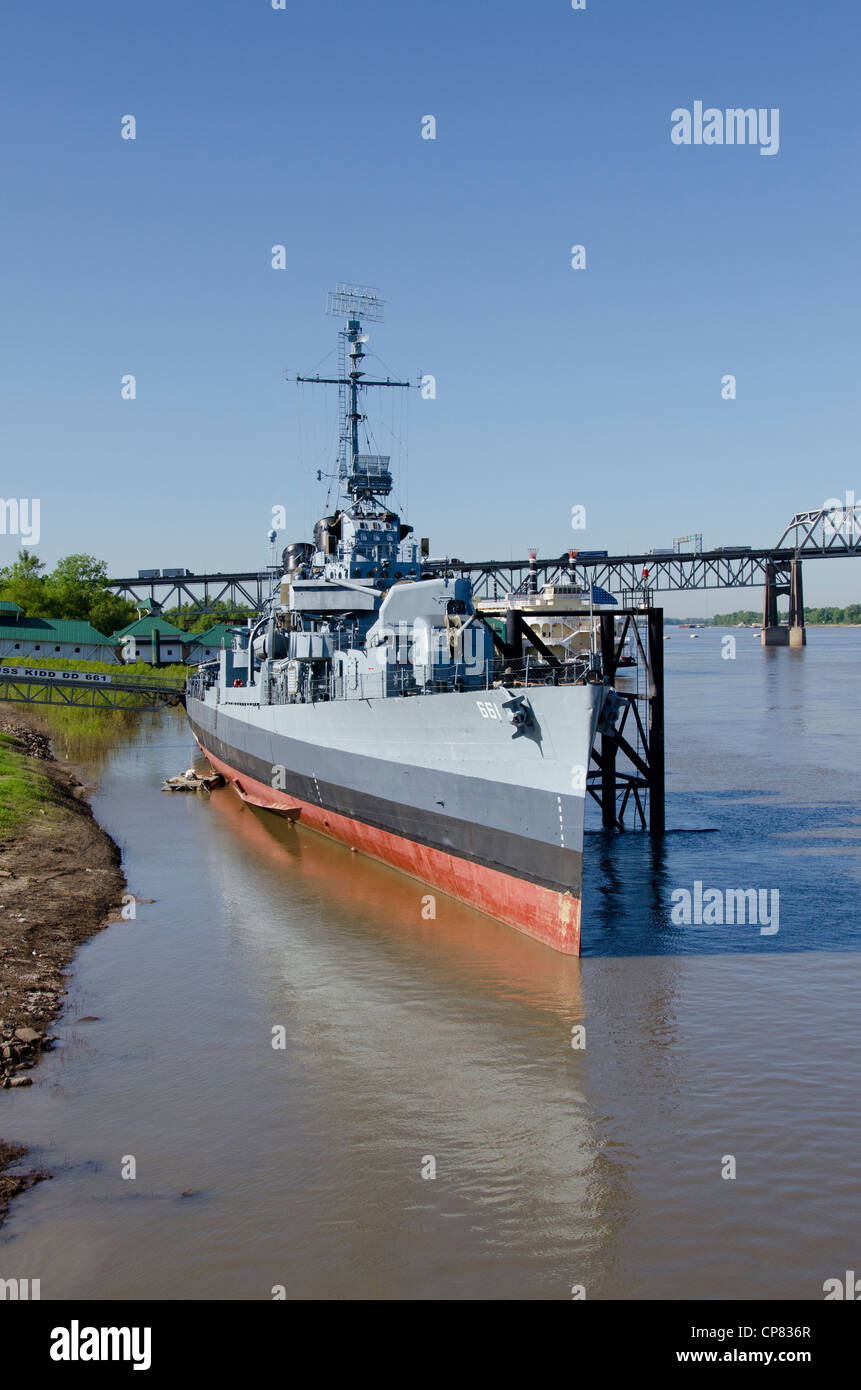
[326, 283, 386, 322]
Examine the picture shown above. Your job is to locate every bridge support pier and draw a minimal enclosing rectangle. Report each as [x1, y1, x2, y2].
[762, 559, 806, 646]
[789, 558, 806, 647]
[762, 560, 782, 645]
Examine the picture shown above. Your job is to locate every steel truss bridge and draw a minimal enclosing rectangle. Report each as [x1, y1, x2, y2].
[107, 571, 274, 616]
[435, 505, 861, 600]
[0, 667, 187, 711]
[106, 504, 861, 614]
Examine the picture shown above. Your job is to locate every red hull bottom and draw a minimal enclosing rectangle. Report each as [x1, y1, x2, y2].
[197, 743, 582, 956]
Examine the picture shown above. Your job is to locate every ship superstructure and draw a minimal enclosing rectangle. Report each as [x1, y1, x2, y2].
[186, 286, 616, 954]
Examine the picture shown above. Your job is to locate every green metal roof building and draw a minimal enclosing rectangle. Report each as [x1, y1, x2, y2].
[0, 607, 241, 669]
[111, 614, 191, 666]
[0, 615, 120, 663]
[184, 624, 237, 661]
[112, 614, 189, 642]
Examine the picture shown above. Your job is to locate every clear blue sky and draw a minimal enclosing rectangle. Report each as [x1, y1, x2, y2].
[2, 0, 859, 614]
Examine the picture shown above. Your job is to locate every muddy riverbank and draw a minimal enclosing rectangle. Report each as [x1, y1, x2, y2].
[0, 707, 127, 1225]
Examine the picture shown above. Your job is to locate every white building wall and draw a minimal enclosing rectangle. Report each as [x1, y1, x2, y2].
[118, 643, 185, 664]
[184, 645, 221, 664]
[0, 639, 120, 664]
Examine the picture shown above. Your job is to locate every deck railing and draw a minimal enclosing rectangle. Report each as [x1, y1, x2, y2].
[188, 652, 599, 707]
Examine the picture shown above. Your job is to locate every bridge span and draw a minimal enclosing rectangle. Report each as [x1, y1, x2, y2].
[0, 666, 186, 711]
[106, 504, 860, 643]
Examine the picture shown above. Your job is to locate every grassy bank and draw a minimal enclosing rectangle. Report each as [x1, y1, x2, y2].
[0, 702, 154, 756]
[0, 708, 127, 1224]
[0, 730, 57, 836]
[0, 657, 187, 745]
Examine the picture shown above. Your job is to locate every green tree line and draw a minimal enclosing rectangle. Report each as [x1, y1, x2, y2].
[160, 601, 253, 631]
[0, 551, 254, 636]
[0, 552, 137, 634]
[712, 606, 861, 625]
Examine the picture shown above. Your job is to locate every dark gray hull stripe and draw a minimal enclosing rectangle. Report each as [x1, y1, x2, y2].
[188, 714, 583, 898]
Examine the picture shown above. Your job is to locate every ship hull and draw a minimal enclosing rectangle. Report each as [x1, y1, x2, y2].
[186, 683, 602, 956]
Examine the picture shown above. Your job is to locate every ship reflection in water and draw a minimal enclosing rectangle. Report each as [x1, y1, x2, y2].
[207, 776, 590, 1007]
[198, 779, 631, 1300]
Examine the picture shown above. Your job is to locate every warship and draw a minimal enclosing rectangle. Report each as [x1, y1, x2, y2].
[186, 286, 618, 955]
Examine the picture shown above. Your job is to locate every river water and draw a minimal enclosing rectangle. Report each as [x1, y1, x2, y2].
[1, 628, 859, 1299]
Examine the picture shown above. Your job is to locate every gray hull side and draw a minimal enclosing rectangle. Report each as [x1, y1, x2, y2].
[187, 683, 600, 897]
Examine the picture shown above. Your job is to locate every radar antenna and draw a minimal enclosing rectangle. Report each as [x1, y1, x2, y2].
[296, 283, 411, 507]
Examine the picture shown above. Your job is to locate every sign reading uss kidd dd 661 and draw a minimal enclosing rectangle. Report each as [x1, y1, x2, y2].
[4, 668, 113, 684]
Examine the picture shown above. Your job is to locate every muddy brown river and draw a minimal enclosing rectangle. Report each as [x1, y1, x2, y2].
[1, 630, 859, 1298]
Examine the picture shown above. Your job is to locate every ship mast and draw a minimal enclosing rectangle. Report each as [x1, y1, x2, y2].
[296, 283, 411, 512]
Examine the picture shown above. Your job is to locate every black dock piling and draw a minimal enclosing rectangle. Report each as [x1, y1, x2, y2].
[589, 606, 665, 834]
[480, 596, 666, 834]
[647, 607, 665, 835]
[598, 614, 619, 829]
